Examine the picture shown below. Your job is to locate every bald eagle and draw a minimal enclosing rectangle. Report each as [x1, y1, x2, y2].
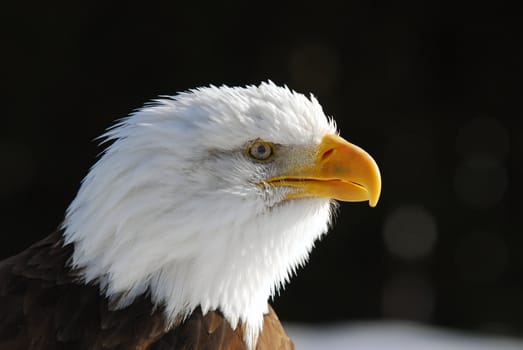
[0, 82, 381, 350]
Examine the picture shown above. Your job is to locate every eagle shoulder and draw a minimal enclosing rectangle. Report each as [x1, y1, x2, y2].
[0, 231, 167, 350]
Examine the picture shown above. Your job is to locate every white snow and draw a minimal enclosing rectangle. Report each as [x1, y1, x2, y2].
[285, 321, 523, 350]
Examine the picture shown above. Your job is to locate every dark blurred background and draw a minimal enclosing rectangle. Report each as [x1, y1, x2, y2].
[2, 0, 522, 339]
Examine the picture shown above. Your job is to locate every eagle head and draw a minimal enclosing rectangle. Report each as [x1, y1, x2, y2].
[63, 81, 381, 347]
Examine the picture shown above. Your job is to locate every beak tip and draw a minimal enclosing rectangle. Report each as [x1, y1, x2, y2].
[368, 189, 381, 208]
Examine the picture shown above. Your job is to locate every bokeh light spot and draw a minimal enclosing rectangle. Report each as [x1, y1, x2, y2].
[383, 205, 438, 261]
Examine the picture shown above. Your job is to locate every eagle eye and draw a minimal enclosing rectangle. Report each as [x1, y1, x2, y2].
[247, 139, 275, 161]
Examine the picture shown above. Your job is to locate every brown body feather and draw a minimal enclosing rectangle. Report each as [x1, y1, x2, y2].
[0, 232, 294, 350]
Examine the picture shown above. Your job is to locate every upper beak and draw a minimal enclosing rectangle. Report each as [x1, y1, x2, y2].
[265, 134, 381, 207]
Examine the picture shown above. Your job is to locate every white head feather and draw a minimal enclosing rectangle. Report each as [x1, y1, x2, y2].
[63, 81, 338, 348]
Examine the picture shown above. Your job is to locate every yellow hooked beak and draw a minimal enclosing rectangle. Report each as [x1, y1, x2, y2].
[266, 134, 381, 207]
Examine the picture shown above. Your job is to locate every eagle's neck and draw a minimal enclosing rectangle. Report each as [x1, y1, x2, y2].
[64, 196, 333, 348]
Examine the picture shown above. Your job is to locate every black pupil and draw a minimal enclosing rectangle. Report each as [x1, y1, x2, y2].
[257, 144, 267, 155]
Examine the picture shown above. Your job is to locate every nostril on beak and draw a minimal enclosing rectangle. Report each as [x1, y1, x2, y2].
[321, 148, 334, 161]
